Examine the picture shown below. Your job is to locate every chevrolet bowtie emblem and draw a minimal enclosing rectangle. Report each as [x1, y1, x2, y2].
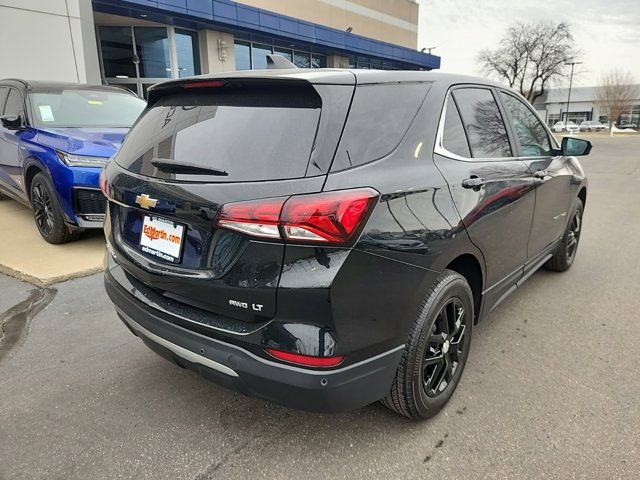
[135, 194, 158, 210]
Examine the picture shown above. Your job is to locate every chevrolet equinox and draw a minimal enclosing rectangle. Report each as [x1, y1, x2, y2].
[102, 68, 590, 419]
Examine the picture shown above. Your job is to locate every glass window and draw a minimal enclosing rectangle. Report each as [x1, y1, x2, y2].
[293, 51, 310, 68]
[235, 41, 251, 70]
[251, 44, 272, 70]
[99, 26, 136, 79]
[115, 85, 322, 182]
[311, 54, 326, 68]
[274, 48, 293, 62]
[500, 92, 552, 157]
[30, 89, 146, 128]
[4, 89, 25, 117]
[134, 27, 171, 78]
[332, 83, 430, 170]
[442, 96, 471, 157]
[175, 29, 200, 78]
[452, 88, 512, 158]
[0, 87, 9, 114]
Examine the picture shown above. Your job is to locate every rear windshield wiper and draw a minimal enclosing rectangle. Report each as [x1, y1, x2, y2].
[151, 159, 229, 176]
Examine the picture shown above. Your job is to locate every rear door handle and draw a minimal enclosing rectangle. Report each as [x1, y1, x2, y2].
[533, 170, 548, 179]
[462, 177, 486, 189]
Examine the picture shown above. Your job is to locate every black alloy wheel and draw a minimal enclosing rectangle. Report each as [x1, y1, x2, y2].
[565, 208, 581, 263]
[423, 297, 468, 397]
[30, 172, 79, 244]
[545, 198, 584, 272]
[32, 182, 54, 238]
[381, 270, 474, 419]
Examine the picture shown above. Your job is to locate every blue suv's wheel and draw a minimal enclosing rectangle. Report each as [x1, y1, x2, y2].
[30, 173, 79, 244]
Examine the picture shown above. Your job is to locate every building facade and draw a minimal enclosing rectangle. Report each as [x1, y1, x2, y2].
[535, 86, 640, 127]
[0, 0, 440, 98]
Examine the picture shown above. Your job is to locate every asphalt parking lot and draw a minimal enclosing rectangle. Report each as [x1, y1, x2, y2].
[1, 135, 639, 479]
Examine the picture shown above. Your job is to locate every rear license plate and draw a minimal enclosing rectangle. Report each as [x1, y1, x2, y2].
[139, 215, 185, 263]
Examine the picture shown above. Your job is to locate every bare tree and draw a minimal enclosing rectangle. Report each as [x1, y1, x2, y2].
[596, 69, 639, 128]
[477, 21, 577, 104]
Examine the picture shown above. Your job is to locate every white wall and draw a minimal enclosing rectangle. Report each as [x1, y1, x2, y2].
[0, 0, 101, 84]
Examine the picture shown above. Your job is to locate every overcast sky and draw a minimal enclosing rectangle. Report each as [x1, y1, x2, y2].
[418, 0, 640, 87]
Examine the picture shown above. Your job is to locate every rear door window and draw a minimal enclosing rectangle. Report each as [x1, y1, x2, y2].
[115, 85, 322, 182]
[452, 88, 512, 158]
[331, 83, 429, 171]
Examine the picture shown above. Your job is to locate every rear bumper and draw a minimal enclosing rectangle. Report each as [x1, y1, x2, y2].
[105, 268, 403, 413]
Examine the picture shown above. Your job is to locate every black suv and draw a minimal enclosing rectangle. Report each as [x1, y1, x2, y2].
[102, 69, 590, 419]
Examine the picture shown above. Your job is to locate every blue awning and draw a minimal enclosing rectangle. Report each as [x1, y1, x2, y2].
[92, 0, 441, 70]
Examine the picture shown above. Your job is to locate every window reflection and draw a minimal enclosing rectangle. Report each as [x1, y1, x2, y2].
[235, 41, 251, 70]
[99, 26, 136, 79]
[500, 92, 552, 157]
[175, 29, 200, 78]
[453, 88, 512, 158]
[251, 43, 272, 70]
[134, 27, 171, 78]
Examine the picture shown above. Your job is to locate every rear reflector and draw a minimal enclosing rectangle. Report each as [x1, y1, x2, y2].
[266, 348, 345, 368]
[215, 188, 379, 245]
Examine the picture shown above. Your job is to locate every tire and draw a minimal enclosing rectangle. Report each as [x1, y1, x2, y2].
[30, 172, 79, 244]
[380, 269, 474, 420]
[544, 198, 583, 272]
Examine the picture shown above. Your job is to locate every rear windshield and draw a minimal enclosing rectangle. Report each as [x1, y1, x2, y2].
[30, 89, 146, 128]
[115, 85, 322, 182]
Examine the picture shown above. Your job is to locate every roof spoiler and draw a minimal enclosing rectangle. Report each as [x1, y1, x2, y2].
[266, 54, 297, 70]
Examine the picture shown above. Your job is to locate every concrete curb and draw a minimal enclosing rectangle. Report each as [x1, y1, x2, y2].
[0, 264, 104, 287]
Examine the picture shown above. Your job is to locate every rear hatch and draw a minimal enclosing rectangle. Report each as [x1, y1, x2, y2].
[105, 74, 354, 323]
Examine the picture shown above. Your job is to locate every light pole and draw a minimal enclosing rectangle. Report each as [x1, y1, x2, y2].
[564, 61, 582, 131]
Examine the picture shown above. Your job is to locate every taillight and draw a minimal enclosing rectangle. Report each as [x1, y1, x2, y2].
[216, 197, 285, 239]
[99, 169, 109, 198]
[215, 188, 379, 245]
[265, 348, 345, 368]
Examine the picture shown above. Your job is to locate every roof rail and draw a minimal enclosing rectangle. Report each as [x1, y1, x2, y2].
[266, 54, 297, 70]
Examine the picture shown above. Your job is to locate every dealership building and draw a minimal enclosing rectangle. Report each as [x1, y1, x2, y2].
[0, 0, 440, 97]
[535, 86, 640, 127]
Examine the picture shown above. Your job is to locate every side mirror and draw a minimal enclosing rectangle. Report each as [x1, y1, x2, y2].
[561, 137, 592, 156]
[0, 114, 23, 131]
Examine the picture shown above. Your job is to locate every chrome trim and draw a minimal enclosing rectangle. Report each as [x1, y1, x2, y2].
[125, 314, 239, 377]
[434, 85, 560, 161]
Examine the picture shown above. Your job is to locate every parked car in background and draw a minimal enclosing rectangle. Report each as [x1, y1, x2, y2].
[0, 80, 146, 243]
[102, 68, 590, 420]
[618, 121, 637, 129]
[552, 120, 580, 133]
[579, 120, 608, 132]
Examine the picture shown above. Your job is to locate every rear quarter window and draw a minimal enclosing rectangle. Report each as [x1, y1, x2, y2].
[330, 83, 429, 171]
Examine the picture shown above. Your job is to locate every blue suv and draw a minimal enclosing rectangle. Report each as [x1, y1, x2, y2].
[0, 80, 146, 243]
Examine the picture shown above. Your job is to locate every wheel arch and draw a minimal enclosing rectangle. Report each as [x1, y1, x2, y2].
[23, 161, 46, 201]
[577, 186, 587, 207]
[445, 253, 484, 324]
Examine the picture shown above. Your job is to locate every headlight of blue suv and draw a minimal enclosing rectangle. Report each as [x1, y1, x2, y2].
[56, 150, 110, 168]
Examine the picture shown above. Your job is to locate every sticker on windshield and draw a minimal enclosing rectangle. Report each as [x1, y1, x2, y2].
[87, 100, 103, 105]
[39, 105, 55, 122]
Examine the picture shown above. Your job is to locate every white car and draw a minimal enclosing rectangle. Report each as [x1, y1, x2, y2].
[552, 121, 580, 133]
[580, 121, 609, 132]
